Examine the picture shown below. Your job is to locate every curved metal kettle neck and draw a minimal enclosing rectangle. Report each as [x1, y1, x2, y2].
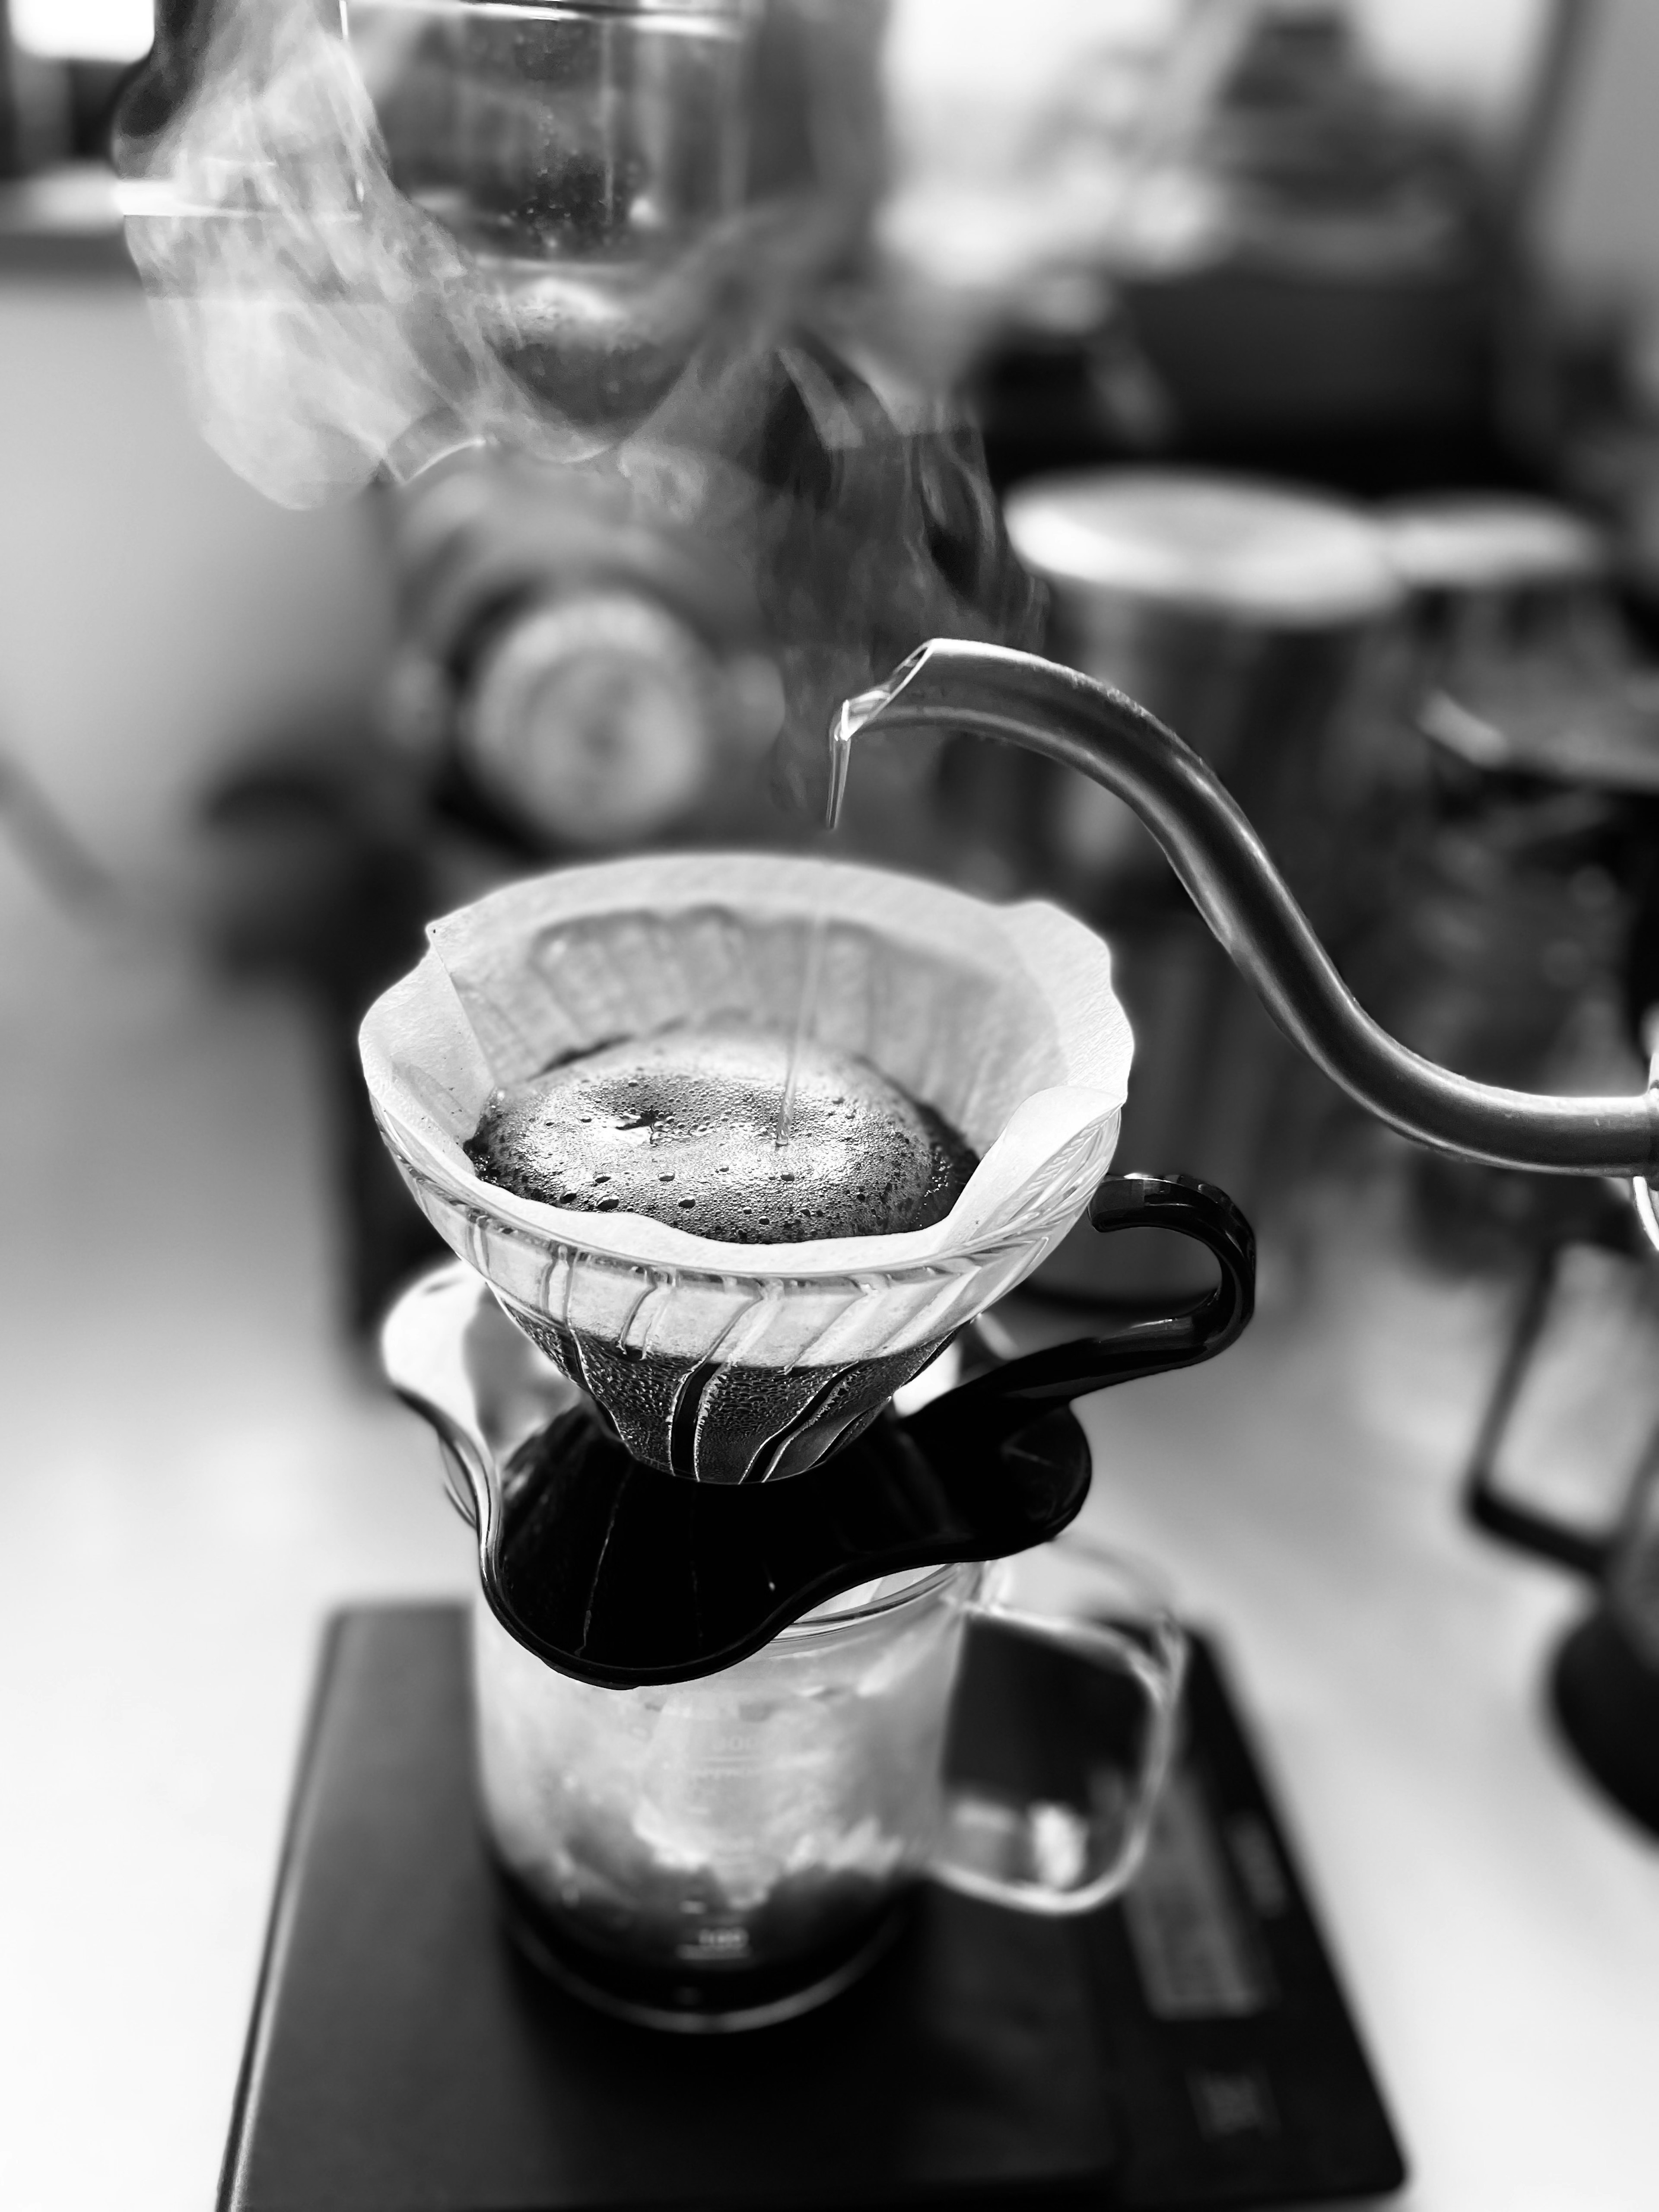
[845, 640, 1659, 1179]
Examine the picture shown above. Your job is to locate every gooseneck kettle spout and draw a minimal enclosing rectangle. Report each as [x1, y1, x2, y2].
[845, 640, 1659, 1179]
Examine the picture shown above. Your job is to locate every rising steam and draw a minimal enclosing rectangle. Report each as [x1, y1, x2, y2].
[117, 1, 557, 505]
[114, 0, 853, 507]
[114, 0, 1040, 802]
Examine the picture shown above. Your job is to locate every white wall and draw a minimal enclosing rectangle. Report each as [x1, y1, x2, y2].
[0, 275, 394, 874]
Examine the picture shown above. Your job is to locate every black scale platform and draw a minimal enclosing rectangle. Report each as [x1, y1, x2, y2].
[219, 1606, 1406, 2211]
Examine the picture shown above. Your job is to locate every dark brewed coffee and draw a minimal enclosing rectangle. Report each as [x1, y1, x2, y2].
[466, 1023, 977, 1243]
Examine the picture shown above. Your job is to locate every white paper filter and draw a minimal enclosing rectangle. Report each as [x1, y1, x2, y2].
[361, 854, 1131, 1481]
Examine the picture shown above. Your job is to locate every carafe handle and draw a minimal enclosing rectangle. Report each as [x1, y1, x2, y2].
[906, 1172, 1255, 1459]
[932, 1544, 1186, 1914]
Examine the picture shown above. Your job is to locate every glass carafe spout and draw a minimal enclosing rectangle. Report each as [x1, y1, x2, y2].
[846, 641, 1659, 1178]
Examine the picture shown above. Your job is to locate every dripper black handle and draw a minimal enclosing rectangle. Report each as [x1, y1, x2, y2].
[906, 1173, 1255, 1459]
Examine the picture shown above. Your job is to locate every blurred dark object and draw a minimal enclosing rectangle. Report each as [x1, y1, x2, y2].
[0, 0, 149, 175]
[1197, 6, 1483, 248]
[985, 471, 1402, 1297]
[1461, 1173, 1659, 1837]
[1558, 299, 1659, 629]
[1351, 496, 1658, 1266]
[975, 0, 1586, 491]
[63, 58, 136, 160]
[0, 1, 10, 174]
[0, 0, 68, 176]
[197, 723, 451, 1336]
[1120, 3, 1513, 453]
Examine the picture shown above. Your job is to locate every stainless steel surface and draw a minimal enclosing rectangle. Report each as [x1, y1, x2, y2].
[850, 640, 1659, 1177]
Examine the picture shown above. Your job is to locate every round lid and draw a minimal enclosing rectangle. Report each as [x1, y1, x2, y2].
[1378, 497, 1607, 595]
[1004, 470, 1401, 630]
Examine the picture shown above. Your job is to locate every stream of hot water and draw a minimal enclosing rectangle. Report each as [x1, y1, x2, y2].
[775, 687, 871, 1146]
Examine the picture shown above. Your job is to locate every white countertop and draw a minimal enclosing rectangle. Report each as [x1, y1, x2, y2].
[0, 872, 1654, 2212]
[1076, 1220, 1659, 2212]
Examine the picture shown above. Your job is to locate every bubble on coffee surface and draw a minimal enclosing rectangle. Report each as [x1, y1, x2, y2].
[465, 1023, 978, 1243]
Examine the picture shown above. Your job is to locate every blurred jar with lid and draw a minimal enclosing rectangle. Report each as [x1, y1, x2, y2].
[998, 470, 1403, 912]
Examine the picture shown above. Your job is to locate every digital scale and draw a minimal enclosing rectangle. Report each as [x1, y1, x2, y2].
[218, 1606, 1405, 2211]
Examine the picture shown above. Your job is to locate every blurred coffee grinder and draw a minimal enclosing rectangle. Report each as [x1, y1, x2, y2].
[181, 0, 1040, 1332]
[977, 469, 1404, 1298]
[377, 353, 1038, 884]
[382, 456, 788, 868]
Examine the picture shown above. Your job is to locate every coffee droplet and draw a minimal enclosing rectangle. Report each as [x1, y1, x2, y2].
[466, 1023, 977, 1243]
